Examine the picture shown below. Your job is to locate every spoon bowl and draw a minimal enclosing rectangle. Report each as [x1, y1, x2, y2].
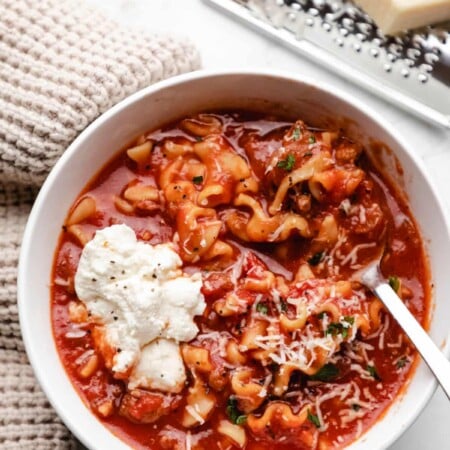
[357, 250, 450, 400]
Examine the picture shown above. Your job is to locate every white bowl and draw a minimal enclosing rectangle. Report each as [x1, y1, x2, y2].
[18, 70, 450, 450]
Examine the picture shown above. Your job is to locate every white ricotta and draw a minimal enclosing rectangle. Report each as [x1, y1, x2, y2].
[74, 224, 205, 392]
[128, 339, 186, 392]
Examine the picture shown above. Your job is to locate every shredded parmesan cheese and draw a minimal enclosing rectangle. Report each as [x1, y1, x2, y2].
[186, 431, 192, 450]
[185, 405, 205, 425]
[340, 242, 376, 267]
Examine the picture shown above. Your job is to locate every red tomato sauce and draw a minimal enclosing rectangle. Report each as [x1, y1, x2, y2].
[52, 111, 430, 450]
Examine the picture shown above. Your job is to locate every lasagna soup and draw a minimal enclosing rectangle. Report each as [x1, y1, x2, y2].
[52, 112, 429, 449]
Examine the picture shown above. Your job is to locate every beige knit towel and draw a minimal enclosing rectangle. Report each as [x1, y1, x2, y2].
[0, 0, 200, 448]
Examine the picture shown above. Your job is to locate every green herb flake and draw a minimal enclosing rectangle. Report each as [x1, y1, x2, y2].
[396, 356, 409, 369]
[226, 397, 246, 425]
[235, 415, 247, 425]
[292, 127, 301, 141]
[279, 300, 288, 312]
[192, 175, 204, 185]
[195, 136, 203, 142]
[310, 363, 339, 382]
[317, 311, 326, 320]
[367, 364, 381, 381]
[308, 136, 316, 144]
[308, 251, 324, 266]
[256, 303, 269, 315]
[276, 153, 296, 171]
[226, 397, 238, 421]
[307, 410, 321, 428]
[352, 404, 361, 411]
[326, 322, 341, 336]
[388, 275, 400, 293]
[326, 317, 353, 339]
[343, 316, 355, 326]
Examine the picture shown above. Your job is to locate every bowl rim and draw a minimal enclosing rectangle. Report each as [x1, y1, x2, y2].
[17, 68, 450, 450]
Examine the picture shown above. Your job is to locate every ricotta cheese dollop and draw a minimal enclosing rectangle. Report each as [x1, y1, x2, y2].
[74, 224, 205, 393]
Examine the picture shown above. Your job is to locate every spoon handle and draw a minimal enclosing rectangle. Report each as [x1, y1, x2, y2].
[374, 282, 450, 400]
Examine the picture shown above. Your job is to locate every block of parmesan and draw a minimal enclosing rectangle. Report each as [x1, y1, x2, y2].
[353, 0, 450, 35]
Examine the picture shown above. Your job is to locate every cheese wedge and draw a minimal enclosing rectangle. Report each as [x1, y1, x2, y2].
[353, 0, 450, 35]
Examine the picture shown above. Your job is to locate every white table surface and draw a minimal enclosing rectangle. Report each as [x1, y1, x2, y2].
[86, 1, 450, 449]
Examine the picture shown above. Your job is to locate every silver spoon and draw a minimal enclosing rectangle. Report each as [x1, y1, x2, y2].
[358, 257, 450, 400]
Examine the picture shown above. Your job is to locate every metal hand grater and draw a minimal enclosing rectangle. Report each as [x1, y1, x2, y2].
[203, 0, 450, 129]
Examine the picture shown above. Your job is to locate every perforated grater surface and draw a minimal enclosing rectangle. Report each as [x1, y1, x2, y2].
[204, 0, 450, 129]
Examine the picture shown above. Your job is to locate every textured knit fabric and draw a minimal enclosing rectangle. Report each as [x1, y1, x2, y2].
[0, 185, 77, 450]
[0, 0, 200, 187]
[0, 0, 200, 448]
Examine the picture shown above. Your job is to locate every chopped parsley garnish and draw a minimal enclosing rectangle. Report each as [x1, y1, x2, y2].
[256, 302, 269, 314]
[292, 127, 301, 141]
[367, 364, 381, 380]
[326, 323, 341, 335]
[317, 311, 326, 320]
[396, 356, 409, 369]
[195, 136, 203, 142]
[343, 315, 355, 326]
[276, 154, 296, 171]
[326, 316, 354, 339]
[279, 300, 288, 312]
[310, 363, 339, 382]
[308, 135, 316, 144]
[388, 275, 400, 293]
[192, 175, 203, 184]
[226, 397, 246, 425]
[308, 251, 324, 266]
[352, 404, 361, 411]
[326, 322, 347, 338]
[307, 410, 321, 428]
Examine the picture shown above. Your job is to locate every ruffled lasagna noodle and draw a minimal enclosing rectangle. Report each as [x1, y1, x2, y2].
[52, 112, 429, 450]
